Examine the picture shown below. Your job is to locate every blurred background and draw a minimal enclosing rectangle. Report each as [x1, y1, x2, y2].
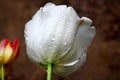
[0, 0, 120, 80]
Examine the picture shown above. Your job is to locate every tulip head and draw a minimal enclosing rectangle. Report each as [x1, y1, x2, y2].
[0, 38, 19, 65]
[24, 2, 96, 76]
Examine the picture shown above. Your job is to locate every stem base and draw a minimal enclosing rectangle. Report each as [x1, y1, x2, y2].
[47, 63, 52, 80]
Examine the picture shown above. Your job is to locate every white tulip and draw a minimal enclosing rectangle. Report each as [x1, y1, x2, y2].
[24, 2, 96, 76]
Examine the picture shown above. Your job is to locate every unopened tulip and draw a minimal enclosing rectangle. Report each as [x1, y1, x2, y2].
[0, 38, 19, 65]
[0, 38, 19, 80]
[24, 2, 96, 76]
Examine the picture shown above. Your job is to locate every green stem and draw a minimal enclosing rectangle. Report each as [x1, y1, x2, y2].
[1, 65, 4, 80]
[47, 63, 52, 80]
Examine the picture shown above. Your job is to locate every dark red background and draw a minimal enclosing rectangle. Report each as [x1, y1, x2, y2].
[0, 0, 120, 80]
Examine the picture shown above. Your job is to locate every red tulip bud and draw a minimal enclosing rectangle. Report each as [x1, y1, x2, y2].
[0, 38, 19, 65]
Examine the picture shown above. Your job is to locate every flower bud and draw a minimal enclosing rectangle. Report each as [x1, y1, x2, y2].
[0, 38, 19, 65]
[24, 2, 96, 76]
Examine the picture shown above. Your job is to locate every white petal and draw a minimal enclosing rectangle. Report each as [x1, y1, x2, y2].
[53, 53, 86, 76]
[24, 3, 81, 63]
[52, 7, 80, 61]
[55, 25, 96, 65]
[42, 2, 56, 12]
[26, 47, 46, 65]
[79, 17, 92, 31]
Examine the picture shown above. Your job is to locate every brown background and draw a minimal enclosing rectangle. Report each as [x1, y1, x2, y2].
[0, 0, 120, 80]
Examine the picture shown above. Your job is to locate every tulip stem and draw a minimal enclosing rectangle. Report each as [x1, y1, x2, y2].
[1, 65, 4, 80]
[47, 63, 52, 80]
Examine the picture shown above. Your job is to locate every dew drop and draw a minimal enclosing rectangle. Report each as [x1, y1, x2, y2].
[39, 46, 42, 49]
[69, 18, 73, 21]
[24, 30, 27, 34]
[53, 45, 56, 48]
[64, 42, 67, 46]
[24, 34, 29, 41]
[58, 33, 61, 37]
[44, 47, 47, 50]
[40, 8, 43, 12]
[45, 12, 48, 16]
[42, 41, 45, 45]
[48, 46, 51, 49]
[52, 23, 55, 26]
[51, 38, 55, 41]
[51, 37, 55, 41]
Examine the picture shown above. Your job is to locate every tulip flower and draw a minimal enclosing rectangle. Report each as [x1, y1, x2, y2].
[24, 2, 96, 80]
[0, 38, 19, 80]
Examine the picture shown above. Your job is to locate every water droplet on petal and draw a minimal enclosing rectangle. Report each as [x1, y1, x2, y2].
[45, 12, 48, 16]
[48, 46, 51, 49]
[53, 45, 56, 48]
[24, 34, 29, 41]
[69, 18, 73, 21]
[51, 23, 55, 27]
[51, 38, 55, 41]
[64, 42, 67, 46]
[40, 8, 43, 11]
[51, 36, 55, 41]
[58, 33, 61, 37]
[44, 47, 47, 50]
[39, 46, 42, 49]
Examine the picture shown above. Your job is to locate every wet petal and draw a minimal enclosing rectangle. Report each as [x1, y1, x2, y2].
[56, 21, 96, 65]
[53, 53, 86, 76]
[25, 4, 80, 63]
[24, 2, 96, 76]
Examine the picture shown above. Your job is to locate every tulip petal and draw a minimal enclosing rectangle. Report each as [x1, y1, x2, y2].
[0, 38, 9, 63]
[26, 47, 47, 65]
[50, 7, 81, 62]
[79, 17, 92, 31]
[53, 53, 86, 76]
[3, 42, 13, 64]
[53, 25, 95, 76]
[8, 39, 19, 62]
[55, 18, 96, 64]
[25, 4, 80, 63]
